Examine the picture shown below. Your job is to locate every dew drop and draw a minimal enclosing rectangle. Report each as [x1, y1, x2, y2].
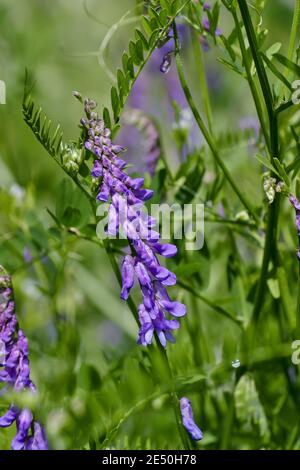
[231, 359, 240, 369]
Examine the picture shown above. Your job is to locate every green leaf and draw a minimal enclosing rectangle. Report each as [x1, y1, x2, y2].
[221, 36, 236, 62]
[148, 30, 160, 48]
[273, 53, 300, 76]
[129, 40, 140, 66]
[255, 154, 281, 178]
[158, 9, 169, 26]
[22, 93, 65, 162]
[126, 56, 135, 79]
[135, 39, 144, 62]
[150, 17, 159, 31]
[218, 57, 245, 77]
[273, 158, 290, 186]
[171, 0, 181, 15]
[141, 16, 153, 36]
[117, 69, 129, 96]
[111, 86, 120, 122]
[209, 1, 220, 35]
[135, 29, 149, 50]
[149, 6, 161, 25]
[122, 52, 129, 74]
[265, 42, 281, 60]
[261, 52, 292, 91]
[103, 107, 112, 129]
[160, 0, 172, 14]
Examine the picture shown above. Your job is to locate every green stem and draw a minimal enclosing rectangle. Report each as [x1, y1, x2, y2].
[157, 343, 191, 449]
[104, 238, 187, 447]
[230, 8, 271, 152]
[173, 21, 259, 224]
[287, 0, 300, 62]
[237, 0, 273, 120]
[280, 0, 300, 98]
[237, 0, 280, 330]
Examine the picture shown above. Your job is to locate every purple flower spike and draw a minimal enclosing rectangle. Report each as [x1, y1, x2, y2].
[80, 99, 187, 347]
[0, 265, 48, 450]
[180, 397, 203, 441]
[203, 2, 211, 11]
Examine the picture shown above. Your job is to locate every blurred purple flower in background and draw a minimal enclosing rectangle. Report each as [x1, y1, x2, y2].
[122, 109, 162, 176]
[202, 17, 221, 37]
[239, 116, 260, 154]
[180, 397, 203, 441]
[23, 247, 33, 264]
[0, 265, 48, 450]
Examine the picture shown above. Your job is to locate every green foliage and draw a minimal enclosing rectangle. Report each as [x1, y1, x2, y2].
[1, 0, 300, 452]
[23, 93, 64, 165]
[104, 0, 192, 129]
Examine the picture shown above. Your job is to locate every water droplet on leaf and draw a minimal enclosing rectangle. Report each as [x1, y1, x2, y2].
[232, 359, 240, 368]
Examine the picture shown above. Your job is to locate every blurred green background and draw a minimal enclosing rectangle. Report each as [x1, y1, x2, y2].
[0, 0, 299, 450]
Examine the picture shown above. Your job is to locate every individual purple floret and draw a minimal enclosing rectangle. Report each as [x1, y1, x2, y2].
[180, 397, 203, 441]
[0, 265, 48, 450]
[160, 52, 172, 74]
[81, 99, 186, 348]
[289, 195, 300, 260]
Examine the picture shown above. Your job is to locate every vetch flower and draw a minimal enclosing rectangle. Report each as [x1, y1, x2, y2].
[0, 265, 48, 450]
[81, 99, 187, 347]
[180, 397, 203, 441]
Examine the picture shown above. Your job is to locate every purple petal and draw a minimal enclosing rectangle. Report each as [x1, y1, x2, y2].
[160, 300, 186, 317]
[120, 256, 135, 300]
[91, 160, 103, 178]
[180, 397, 203, 441]
[27, 422, 48, 450]
[151, 243, 177, 258]
[0, 406, 18, 428]
[11, 408, 33, 450]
